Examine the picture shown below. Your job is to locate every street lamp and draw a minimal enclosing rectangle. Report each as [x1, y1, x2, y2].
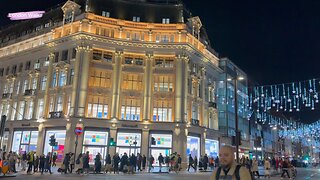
[227, 75, 245, 163]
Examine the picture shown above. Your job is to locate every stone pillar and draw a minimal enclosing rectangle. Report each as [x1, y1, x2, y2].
[36, 123, 45, 155]
[142, 53, 153, 121]
[201, 131, 206, 156]
[201, 67, 207, 127]
[43, 53, 54, 118]
[64, 121, 77, 154]
[175, 54, 188, 122]
[70, 45, 92, 117]
[109, 128, 117, 156]
[110, 50, 123, 119]
[173, 125, 187, 168]
[141, 129, 149, 157]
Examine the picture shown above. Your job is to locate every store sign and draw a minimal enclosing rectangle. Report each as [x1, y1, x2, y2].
[8, 11, 45, 20]
[83, 131, 108, 146]
[150, 134, 172, 148]
[74, 127, 83, 136]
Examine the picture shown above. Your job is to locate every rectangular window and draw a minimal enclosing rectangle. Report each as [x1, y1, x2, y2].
[62, 50, 68, 61]
[54, 52, 59, 62]
[12, 65, 17, 74]
[162, 18, 170, 24]
[34, 60, 40, 69]
[71, 48, 76, 59]
[89, 70, 112, 88]
[102, 11, 110, 17]
[41, 76, 47, 90]
[58, 71, 66, 87]
[102, 53, 112, 62]
[135, 58, 143, 66]
[93, 50, 102, 60]
[121, 98, 140, 121]
[124, 57, 133, 64]
[26, 101, 34, 120]
[16, 81, 20, 94]
[9, 82, 14, 93]
[11, 102, 17, 120]
[133, 16, 140, 22]
[37, 99, 44, 119]
[66, 96, 71, 116]
[153, 99, 172, 122]
[25, 61, 31, 70]
[69, 69, 74, 85]
[52, 72, 57, 87]
[49, 97, 54, 112]
[18, 101, 25, 120]
[87, 96, 108, 118]
[23, 79, 28, 93]
[0, 68, 4, 76]
[122, 74, 143, 90]
[44, 57, 50, 66]
[154, 76, 173, 92]
[31, 78, 37, 90]
[56, 96, 63, 112]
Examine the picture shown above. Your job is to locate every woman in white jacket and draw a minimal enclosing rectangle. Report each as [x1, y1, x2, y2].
[264, 158, 271, 178]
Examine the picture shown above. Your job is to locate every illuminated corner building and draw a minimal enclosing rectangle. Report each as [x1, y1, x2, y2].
[0, 0, 224, 167]
[217, 58, 251, 156]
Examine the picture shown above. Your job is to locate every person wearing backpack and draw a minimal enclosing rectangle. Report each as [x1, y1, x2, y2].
[210, 145, 252, 180]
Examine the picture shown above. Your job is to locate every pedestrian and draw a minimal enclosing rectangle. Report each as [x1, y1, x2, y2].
[39, 154, 45, 174]
[52, 153, 57, 167]
[63, 153, 70, 174]
[44, 152, 52, 174]
[148, 155, 154, 173]
[21, 152, 27, 171]
[94, 153, 102, 173]
[34, 155, 39, 173]
[215, 156, 219, 167]
[83, 151, 90, 174]
[280, 158, 291, 179]
[158, 153, 164, 172]
[113, 153, 120, 174]
[187, 154, 195, 172]
[27, 151, 35, 174]
[120, 152, 128, 172]
[105, 153, 112, 173]
[209, 157, 214, 171]
[136, 153, 142, 171]
[251, 158, 260, 178]
[75, 153, 83, 174]
[142, 155, 146, 170]
[165, 155, 170, 168]
[194, 156, 198, 171]
[129, 153, 136, 173]
[264, 158, 271, 178]
[177, 154, 182, 171]
[69, 153, 75, 173]
[210, 145, 252, 180]
[203, 154, 209, 171]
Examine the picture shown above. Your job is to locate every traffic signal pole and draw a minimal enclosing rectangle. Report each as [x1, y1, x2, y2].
[74, 135, 78, 166]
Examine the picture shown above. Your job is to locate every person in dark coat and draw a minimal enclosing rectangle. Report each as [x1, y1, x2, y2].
[39, 154, 45, 174]
[52, 153, 57, 167]
[203, 154, 209, 171]
[148, 155, 155, 173]
[120, 153, 128, 172]
[129, 153, 137, 173]
[105, 154, 111, 165]
[63, 153, 70, 174]
[113, 153, 120, 174]
[34, 156, 39, 173]
[94, 153, 102, 173]
[187, 154, 195, 172]
[158, 153, 164, 172]
[142, 155, 147, 170]
[44, 152, 52, 174]
[136, 153, 142, 171]
[83, 151, 90, 174]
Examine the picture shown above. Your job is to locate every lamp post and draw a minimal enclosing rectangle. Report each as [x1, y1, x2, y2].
[228, 76, 244, 163]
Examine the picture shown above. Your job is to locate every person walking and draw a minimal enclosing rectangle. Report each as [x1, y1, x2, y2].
[27, 151, 35, 174]
[94, 153, 102, 173]
[203, 154, 209, 171]
[34, 155, 39, 173]
[187, 154, 195, 172]
[210, 145, 252, 180]
[113, 153, 120, 174]
[142, 155, 146, 170]
[280, 158, 291, 179]
[63, 153, 70, 174]
[215, 156, 219, 167]
[105, 153, 112, 173]
[264, 158, 271, 179]
[21, 152, 27, 171]
[177, 154, 182, 171]
[52, 153, 57, 167]
[120, 152, 128, 172]
[129, 153, 137, 173]
[194, 156, 198, 172]
[44, 152, 52, 174]
[251, 158, 260, 178]
[136, 153, 142, 171]
[148, 155, 154, 173]
[75, 153, 83, 174]
[39, 154, 45, 174]
[158, 153, 164, 172]
[83, 151, 90, 174]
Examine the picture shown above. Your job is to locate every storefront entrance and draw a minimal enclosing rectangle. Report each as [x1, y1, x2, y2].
[116, 132, 141, 156]
[12, 130, 38, 154]
[149, 133, 172, 166]
[82, 130, 109, 164]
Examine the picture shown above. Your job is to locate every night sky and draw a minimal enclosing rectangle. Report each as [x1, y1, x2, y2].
[1, 0, 319, 121]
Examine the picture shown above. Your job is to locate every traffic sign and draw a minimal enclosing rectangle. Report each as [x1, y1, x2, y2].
[74, 127, 83, 136]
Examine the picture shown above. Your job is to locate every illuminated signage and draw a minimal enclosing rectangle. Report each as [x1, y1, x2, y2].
[8, 11, 45, 20]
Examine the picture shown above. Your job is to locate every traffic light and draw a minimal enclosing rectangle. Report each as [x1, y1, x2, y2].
[109, 138, 116, 146]
[49, 135, 56, 146]
[151, 137, 156, 145]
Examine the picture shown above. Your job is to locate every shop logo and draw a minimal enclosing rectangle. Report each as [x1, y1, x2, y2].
[8, 11, 45, 20]
[91, 135, 100, 143]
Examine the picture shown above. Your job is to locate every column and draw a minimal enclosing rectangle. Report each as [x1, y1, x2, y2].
[36, 123, 45, 155]
[142, 53, 153, 121]
[43, 53, 54, 118]
[175, 54, 188, 122]
[109, 128, 117, 156]
[70, 45, 92, 117]
[173, 125, 187, 169]
[141, 129, 149, 157]
[110, 50, 123, 119]
[64, 121, 77, 154]
[201, 67, 207, 127]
